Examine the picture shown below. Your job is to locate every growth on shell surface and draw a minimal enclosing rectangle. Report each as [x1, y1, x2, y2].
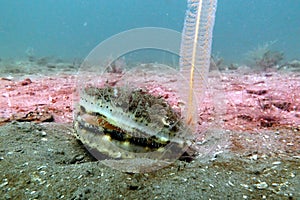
[83, 86, 182, 135]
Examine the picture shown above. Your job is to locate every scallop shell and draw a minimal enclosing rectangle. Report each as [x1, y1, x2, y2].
[73, 86, 193, 172]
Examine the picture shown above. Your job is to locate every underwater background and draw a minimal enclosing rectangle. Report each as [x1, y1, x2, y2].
[0, 1, 300, 198]
[0, 0, 299, 63]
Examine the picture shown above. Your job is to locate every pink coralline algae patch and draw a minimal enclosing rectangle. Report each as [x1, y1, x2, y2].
[0, 75, 76, 124]
[219, 72, 300, 131]
[0, 71, 299, 157]
[0, 72, 299, 130]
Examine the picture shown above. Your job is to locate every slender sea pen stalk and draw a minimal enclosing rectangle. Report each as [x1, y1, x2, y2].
[180, 0, 217, 129]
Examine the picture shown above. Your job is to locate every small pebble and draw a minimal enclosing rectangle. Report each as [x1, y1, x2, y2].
[293, 155, 300, 159]
[39, 171, 47, 176]
[40, 131, 47, 137]
[0, 181, 8, 188]
[30, 191, 36, 195]
[264, 135, 269, 139]
[254, 182, 268, 189]
[250, 154, 258, 160]
[228, 181, 235, 186]
[261, 154, 268, 159]
[37, 165, 47, 170]
[20, 78, 32, 86]
[272, 161, 281, 165]
[153, 185, 160, 189]
[70, 155, 85, 164]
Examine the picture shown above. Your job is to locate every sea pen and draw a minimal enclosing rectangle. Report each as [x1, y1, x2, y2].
[180, 0, 217, 127]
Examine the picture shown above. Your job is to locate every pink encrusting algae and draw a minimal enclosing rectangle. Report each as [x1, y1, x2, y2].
[1, 71, 299, 128]
[0, 70, 299, 157]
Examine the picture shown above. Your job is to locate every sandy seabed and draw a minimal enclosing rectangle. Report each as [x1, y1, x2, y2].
[0, 62, 299, 199]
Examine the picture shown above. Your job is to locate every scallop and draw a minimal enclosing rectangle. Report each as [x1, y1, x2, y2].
[73, 86, 193, 172]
